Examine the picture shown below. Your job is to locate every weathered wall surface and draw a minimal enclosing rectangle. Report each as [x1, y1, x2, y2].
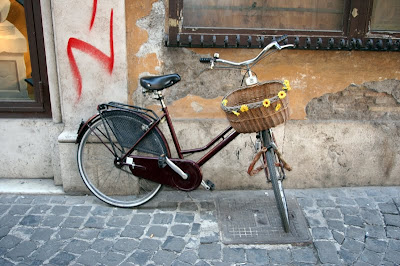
[125, 0, 400, 189]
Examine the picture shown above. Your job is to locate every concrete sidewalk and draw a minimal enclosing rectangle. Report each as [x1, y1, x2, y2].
[0, 186, 400, 265]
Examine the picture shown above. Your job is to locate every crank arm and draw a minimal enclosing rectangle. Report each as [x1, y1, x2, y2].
[164, 156, 188, 180]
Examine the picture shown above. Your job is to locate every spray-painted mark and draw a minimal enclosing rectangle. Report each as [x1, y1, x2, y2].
[89, 0, 98, 30]
[67, 1, 114, 101]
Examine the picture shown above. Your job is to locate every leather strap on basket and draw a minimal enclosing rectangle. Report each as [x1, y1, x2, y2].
[247, 147, 293, 177]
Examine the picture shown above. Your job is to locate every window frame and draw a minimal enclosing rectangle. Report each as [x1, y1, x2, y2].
[166, 0, 400, 50]
[0, 0, 51, 118]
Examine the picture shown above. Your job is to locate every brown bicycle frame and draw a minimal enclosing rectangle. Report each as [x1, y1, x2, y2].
[120, 105, 240, 167]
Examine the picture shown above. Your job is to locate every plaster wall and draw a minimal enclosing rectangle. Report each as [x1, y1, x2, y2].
[124, 0, 400, 189]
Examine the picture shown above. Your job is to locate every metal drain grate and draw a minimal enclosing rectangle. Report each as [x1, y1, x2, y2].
[216, 191, 312, 245]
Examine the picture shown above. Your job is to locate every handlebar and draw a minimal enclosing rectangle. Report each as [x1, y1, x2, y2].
[199, 35, 293, 67]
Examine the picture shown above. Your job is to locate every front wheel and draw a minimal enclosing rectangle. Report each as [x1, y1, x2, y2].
[77, 110, 169, 207]
[261, 130, 290, 232]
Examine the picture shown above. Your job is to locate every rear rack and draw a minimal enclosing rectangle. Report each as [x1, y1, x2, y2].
[98, 102, 159, 122]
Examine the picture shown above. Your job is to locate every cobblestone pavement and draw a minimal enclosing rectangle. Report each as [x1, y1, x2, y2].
[0, 187, 400, 265]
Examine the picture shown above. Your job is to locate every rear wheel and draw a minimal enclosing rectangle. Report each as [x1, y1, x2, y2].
[261, 130, 290, 232]
[77, 110, 169, 207]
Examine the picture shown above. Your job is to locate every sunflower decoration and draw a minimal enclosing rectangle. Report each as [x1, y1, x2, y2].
[222, 99, 228, 106]
[263, 99, 271, 108]
[278, 90, 287, 99]
[275, 103, 282, 112]
[240, 104, 249, 113]
[232, 111, 240, 116]
[283, 80, 291, 91]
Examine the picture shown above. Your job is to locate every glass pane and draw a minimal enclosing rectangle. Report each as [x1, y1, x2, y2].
[183, 0, 345, 31]
[0, 0, 34, 101]
[371, 0, 400, 32]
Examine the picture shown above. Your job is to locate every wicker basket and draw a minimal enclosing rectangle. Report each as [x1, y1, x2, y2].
[221, 80, 291, 133]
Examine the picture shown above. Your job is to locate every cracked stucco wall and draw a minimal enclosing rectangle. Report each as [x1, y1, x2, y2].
[125, 1, 400, 189]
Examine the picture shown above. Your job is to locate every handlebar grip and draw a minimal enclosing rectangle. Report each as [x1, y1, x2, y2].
[199, 58, 212, 63]
[276, 35, 288, 43]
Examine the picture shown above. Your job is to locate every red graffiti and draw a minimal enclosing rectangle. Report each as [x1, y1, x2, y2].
[67, 2, 114, 101]
[89, 0, 98, 30]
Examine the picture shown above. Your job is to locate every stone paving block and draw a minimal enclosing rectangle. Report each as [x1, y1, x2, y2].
[0, 227, 10, 239]
[84, 216, 106, 229]
[91, 206, 112, 216]
[222, 247, 245, 263]
[0, 235, 22, 249]
[336, 197, 357, 206]
[121, 225, 145, 238]
[64, 239, 91, 255]
[28, 204, 51, 215]
[191, 223, 201, 235]
[268, 248, 292, 265]
[70, 206, 92, 217]
[340, 206, 360, 215]
[383, 249, 400, 264]
[156, 201, 179, 211]
[200, 201, 216, 211]
[175, 213, 195, 223]
[30, 227, 55, 241]
[171, 224, 190, 237]
[384, 214, 400, 227]
[245, 248, 269, 265]
[130, 214, 151, 225]
[314, 241, 340, 264]
[99, 251, 126, 266]
[366, 224, 387, 239]
[171, 259, 193, 266]
[379, 202, 399, 214]
[50, 205, 70, 215]
[386, 226, 400, 239]
[29, 240, 64, 261]
[332, 230, 345, 244]
[180, 202, 198, 211]
[365, 238, 388, 253]
[41, 215, 65, 228]
[312, 227, 333, 239]
[0, 214, 22, 228]
[8, 205, 31, 215]
[355, 198, 377, 209]
[74, 229, 100, 240]
[112, 208, 134, 216]
[162, 236, 186, 252]
[346, 226, 366, 241]
[126, 249, 153, 265]
[152, 213, 174, 224]
[152, 250, 177, 265]
[361, 208, 384, 225]
[5, 240, 37, 262]
[322, 208, 342, 219]
[112, 238, 139, 253]
[19, 215, 42, 227]
[198, 243, 221, 260]
[327, 219, 346, 233]
[76, 249, 101, 265]
[49, 251, 76, 265]
[178, 250, 198, 265]
[339, 248, 359, 265]
[107, 217, 129, 228]
[61, 216, 85, 228]
[99, 228, 121, 239]
[360, 248, 384, 265]
[139, 238, 162, 252]
[344, 214, 364, 227]
[200, 233, 219, 244]
[291, 247, 318, 264]
[53, 228, 76, 240]
[147, 225, 168, 238]
[90, 239, 114, 253]
[388, 239, 400, 251]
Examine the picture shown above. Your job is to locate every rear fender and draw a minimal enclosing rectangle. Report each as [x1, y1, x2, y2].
[75, 111, 170, 157]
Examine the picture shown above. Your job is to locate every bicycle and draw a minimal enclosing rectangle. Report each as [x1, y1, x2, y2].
[76, 35, 294, 232]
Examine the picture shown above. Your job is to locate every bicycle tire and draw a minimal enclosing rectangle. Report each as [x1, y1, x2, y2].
[261, 130, 290, 232]
[77, 110, 169, 207]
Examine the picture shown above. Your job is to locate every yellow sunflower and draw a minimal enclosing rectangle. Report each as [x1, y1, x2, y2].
[222, 99, 228, 106]
[275, 103, 282, 111]
[240, 104, 249, 112]
[232, 111, 240, 116]
[263, 99, 271, 108]
[278, 91, 287, 99]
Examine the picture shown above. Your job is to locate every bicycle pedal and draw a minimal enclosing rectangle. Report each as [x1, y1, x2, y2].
[206, 180, 215, 191]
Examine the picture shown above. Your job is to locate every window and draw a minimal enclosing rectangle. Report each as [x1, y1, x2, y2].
[0, 0, 51, 118]
[166, 0, 400, 50]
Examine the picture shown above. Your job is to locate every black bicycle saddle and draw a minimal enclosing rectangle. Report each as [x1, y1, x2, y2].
[140, 74, 181, 91]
